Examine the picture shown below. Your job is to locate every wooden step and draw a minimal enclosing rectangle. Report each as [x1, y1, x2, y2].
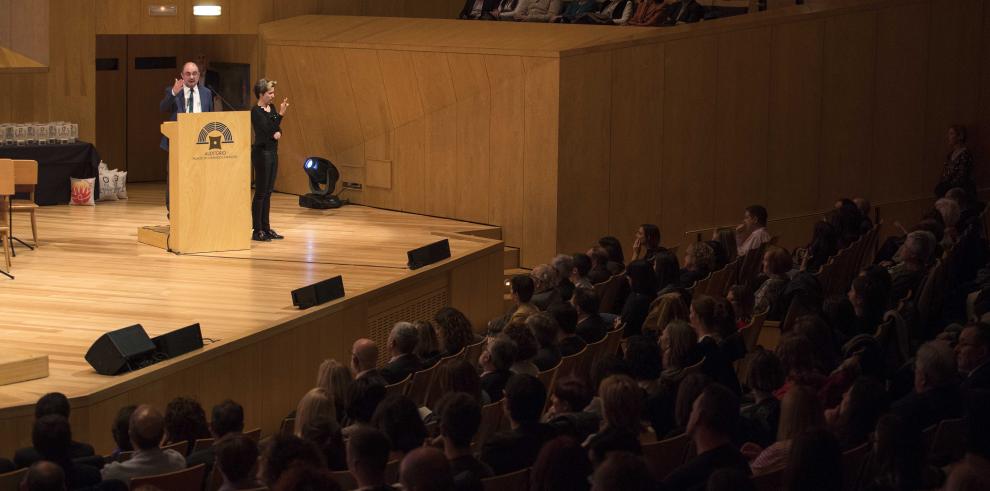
[0, 352, 48, 386]
[458, 226, 502, 240]
[503, 246, 520, 270]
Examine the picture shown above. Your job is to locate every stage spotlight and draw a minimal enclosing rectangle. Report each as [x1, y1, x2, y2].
[300, 157, 348, 209]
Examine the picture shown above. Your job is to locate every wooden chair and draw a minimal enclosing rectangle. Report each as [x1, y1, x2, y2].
[162, 440, 190, 456]
[681, 357, 705, 378]
[603, 325, 623, 358]
[473, 401, 504, 455]
[279, 417, 295, 436]
[192, 437, 215, 453]
[707, 258, 739, 297]
[130, 463, 206, 490]
[740, 309, 768, 353]
[0, 468, 27, 491]
[841, 441, 870, 491]
[329, 470, 357, 490]
[642, 432, 690, 480]
[464, 338, 487, 368]
[244, 427, 262, 441]
[597, 274, 629, 314]
[750, 466, 785, 491]
[385, 458, 400, 483]
[929, 417, 966, 465]
[0, 159, 13, 274]
[536, 362, 559, 393]
[556, 347, 585, 380]
[10, 160, 38, 246]
[481, 467, 530, 491]
[688, 272, 713, 297]
[577, 337, 607, 383]
[385, 373, 412, 397]
[407, 361, 443, 407]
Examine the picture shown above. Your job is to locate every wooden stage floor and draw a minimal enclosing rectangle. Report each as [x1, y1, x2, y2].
[0, 183, 503, 453]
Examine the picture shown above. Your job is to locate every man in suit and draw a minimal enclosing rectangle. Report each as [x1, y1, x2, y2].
[159, 61, 215, 211]
[508, 274, 539, 322]
[480, 336, 517, 403]
[185, 400, 244, 482]
[481, 374, 557, 475]
[958, 323, 990, 391]
[892, 341, 963, 433]
[350, 338, 379, 379]
[347, 427, 394, 491]
[379, 322, 423, 385]
[572, 288, 607, 344]
[14, 393, 95, 468]
[549, 302, 586, 357]
[101, 405, 187, 482]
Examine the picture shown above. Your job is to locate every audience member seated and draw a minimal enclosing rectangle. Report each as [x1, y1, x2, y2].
[435, 359, 488, 406]
[380, 321, 424, 384]
[799, 221, 839, 273]
[890, 341, 962, 432]
[572, 253, 595, 290]
[791, 315, 840, 377]
[705, 239, 729, 272]
[372, 395, 427, 461]
[21, 461, 67, 491]
[313, 359, 352, 426]
[619, 260, 658, 338]
[847, 274, 889, 336]
[958, 323, 990, 391]
[529, 436, 592, 491]
[433, 393, 492, 491]
[935, 124, 976, 197]
[163, 396, 210, 456]
[713, 228, 739, 266]
[530, 264, 562, 310]
[14, 393, 96, 469]
[505, 320, 540, 376]
[400, 447, 454, 491]
[946, 187, 984, 231]
[544, 376, 599, 441]
[864, 414, 941, 491]
[738, 350, 784, 448]
[623, 335, 670, 435]
[935, 197, 962, 245]
[551, 0, 596, 22]
[481, 374, 557, 475]
[458, 0, 499, 19]
[28, 415, 101, 490]
[631, 224, 663, 263]
[214, 434, 264, 491]
[346, 427, 393, 491]
[549, 302, 586, 356]
[689, 295, 741, 395]
[887, 231, 935, 305]
[832, 199, 866, 248]
[351, 338, 380, 379]
[493, 0, 520, 18]
[435, 307, 478, 358]
[273, 464, 341, 491]
[573, 288, 608, 344]
[826, 377, 887, 450]
[654, 249, 682, 293]
[586, 375, 645, 466]
[678, 242, 714, 290]
[528, 313, 562, 371]
[735, 205, 771, 257]
[102, 405, 186, 482]
[669, 373, 710, 438]
[727, 284, 755, 329]
[509, 274, 539, 321]
[260, 434, 325, 487]
[598, 236, 626, 275]
[627, 0, 669, 28]
[300, 416, 347, 471]
[781, 428, 842, 491]
[753, 246, 791, 317]
[186, 399, 244, 481]
[343, 376, 387, 436]
[413, 320, 443, 368]
[593, 451, 653, 491]
[506, 0, 561, 22]
[479, 335, 517, 403]
[658, 320, 699, 400]
[587, 247, 613, 285]
[552, 254, 577, 302]
[663, 384, 750, 491]
[773, 334, 825, 398]
[744, 385, 823, 475]
[294, 388, 335, 438]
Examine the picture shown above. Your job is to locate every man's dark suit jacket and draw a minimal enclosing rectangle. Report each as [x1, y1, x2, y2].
[558, 335, 587, 357]
[891, 383, 963, 433]
[533, 346, 562, 372]
[576, 314, 608, 344]
[159, 84, 214, 150]
[532, 289, 562, 311]
[588, 266, 612, 285]
[663, 443, 751, 491]
[480, 421, 557, 475]
[14, 440, 95, 469]
[962, 362, 990, 392]
[481, 369, 513, 403]
[379, 353, 423, 385]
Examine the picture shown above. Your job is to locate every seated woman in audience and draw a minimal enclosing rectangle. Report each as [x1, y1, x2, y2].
[109, 405, 137, 461]
[826, 377, 888, 450]
[574, 0, 635, 25]
[504, 320, 540, 376]
[713, 228, 739, 265]
[690, 295, 742, 394]
[587, 247, 613, 285]
[215, 434, 266, 490]
[935, 197, 962, 246]
[585, 375, 646, 465]
[617, 260, 658, 338]
[300, 415, 347, 471]
[743, 385, 824, 475]
[754, 246, 791, 317]
[627, 0, 671, 26]
[887, 230, 935, 306]
[735, 205, 772, 257]
[848, 275, 890, 337]
[372, 395, 428, 462]
[782, 428, 842, 491]
[727, 284, 755, 329]
[597, 236, 626, 275]
[706, 239, 730, 271]
[458, 0, 499, 19]
[544, 377, 600, 442]
[739, 350, 785, 448]
[294, 388, 336, 437]
[342, 376, 387, 436]
[654, 249, 681, 294]
[866, 414, 942, 491]
[642, 292, 688, 337]
[434, 359, 488, 406]
[791, 315, 840, 374]
[163, 396, 211, 455]
[530, 436, 593, 491]
[412, 320, 442, 368]
[550, 0, 596, 22]
[678, 241, 715, 289]
[632, 224, 663, 262]
[479, 335, 517, 403]
[530, 264, 562, 310]
[625, 335, 674, 436]
[435, 307, 477, 358]
[935, 124, 976, 198]
[832, 199, 865, 248]
[669, 372, 710, 437]
[659, 320, 699, 391]
[259, 434, 326, 486]
[799, 220, 839, 273]
[507, 0, 561, 22]
[774, 334, 825, 398]
[316, 359, 352, 425]
[528, 313, 562, 371]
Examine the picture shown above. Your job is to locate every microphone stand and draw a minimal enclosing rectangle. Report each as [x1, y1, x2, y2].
[205, 84, 239, 111]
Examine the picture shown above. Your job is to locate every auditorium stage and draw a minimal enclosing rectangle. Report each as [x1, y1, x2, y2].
[0, 183, 504, 455]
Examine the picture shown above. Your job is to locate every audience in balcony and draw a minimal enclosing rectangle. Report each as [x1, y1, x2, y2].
[572, 288, 608, 344]
[936, 124, 976, 197]
[480, 374, 557, 475]
[413, 320, 443, 368]
[505, 321, 541, 376]
[575, 0, 635, 25]
[678, 241, 714, 290]
[504, 0, 562, 22]
[551, 0, 597, 22]
[380, 322, 424, 384]
[598, 235, 626, 275]
[435, 307, 477, 358]
[587, 247, 612, 285]
[549, 302, 586, 356]
[632, 223, 663, 263]
[735, 205, 771, 257]
[754, 246, 791, 317]
[479, 335, 516, 402]
[528, 313, 562, 371]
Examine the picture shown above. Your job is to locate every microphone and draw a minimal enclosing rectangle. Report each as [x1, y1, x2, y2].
[205, 83, 238, 111]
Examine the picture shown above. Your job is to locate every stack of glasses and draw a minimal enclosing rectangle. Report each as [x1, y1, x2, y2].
[0, 122, 78, 146]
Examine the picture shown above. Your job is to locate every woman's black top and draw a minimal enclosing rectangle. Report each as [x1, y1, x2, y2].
[251, 104, 282, 151]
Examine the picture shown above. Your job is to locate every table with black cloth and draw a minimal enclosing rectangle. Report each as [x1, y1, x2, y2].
[0, 141, 101, 205]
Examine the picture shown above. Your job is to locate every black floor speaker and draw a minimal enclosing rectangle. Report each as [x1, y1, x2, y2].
[291, 275, 345, 309]
[152, 323, 204, 359]
[85, 324, 157, 376]
[407, 239, 451, 270]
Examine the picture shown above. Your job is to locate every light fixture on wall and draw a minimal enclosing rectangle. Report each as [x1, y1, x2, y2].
[193, 5, 222, 16]
[148, 5, 178, 16]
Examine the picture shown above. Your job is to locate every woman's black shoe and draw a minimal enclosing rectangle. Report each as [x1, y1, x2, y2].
[266, 229, 284, 240]
[252, 230, 270, 242]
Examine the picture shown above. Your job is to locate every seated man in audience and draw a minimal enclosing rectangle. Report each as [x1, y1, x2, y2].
[571, 253, 594, 290]
[351, 338, 380, 379]
[891, 341, 962, 432]
[528, 313, 561, 371]
[552, 254, 576, 302]
[887, 230, 935, 304]
[508, 275, 539, 322]
[530, 264, 562, 311]
[854, 197, 874, 233]
[663, 384, 750, 491]
[186, 399, 244, 479]
[481, 374, 557, 475]
[545, 377, 600, 442]
[435, 393, 493, 490]
[458, 0, 499, 19]
[15, 392, 96, 468]
[549, 303, 586, 357]
[215, 434, 264, 491]
[587, 247, 612, 285]
[508, 0, 560, 22]
[592, 452, 654, 491]
[22, 461, 65, 491]
[735, 205, 771, 257]
[30, 415, 101, 489]
[400, 447, 455, 491]
[958, 323, 990, 391]
[347, 427, 394, 491]
[627, 0, 670, 27]
[101, 405, 186, 482]
[379, 322, 423, 385]
[479, 336, 517, 403]
[572, 288, 608, 344]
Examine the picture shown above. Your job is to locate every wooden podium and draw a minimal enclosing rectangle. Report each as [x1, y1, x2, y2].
[138, 111, 252, 253]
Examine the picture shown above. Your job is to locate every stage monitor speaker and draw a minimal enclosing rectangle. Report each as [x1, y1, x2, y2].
[407, 239, 451, 270]
[292, 275, 345, 309]
[152, 323, 204, 359]
[85, 324, 157, 376]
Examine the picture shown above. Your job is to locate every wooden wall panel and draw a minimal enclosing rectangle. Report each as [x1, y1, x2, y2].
[713, 27, 771, 226]
[486, 56, 527, 248]
[521, 57, 559, 266]
[95, 36, 128, 171]
[412, 52, 458, 220]
[0, 0, 50, 65]
[448, 53, 492, 224]
[95, 0, 141, 35]
[767, 19, 823, 218]
[819, 11, 877, 208]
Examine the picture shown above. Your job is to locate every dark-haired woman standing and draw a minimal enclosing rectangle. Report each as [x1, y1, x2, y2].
[251, 78, 289, 242]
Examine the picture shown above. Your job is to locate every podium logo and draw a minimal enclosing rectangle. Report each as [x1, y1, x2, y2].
[197, 122, 234, 150]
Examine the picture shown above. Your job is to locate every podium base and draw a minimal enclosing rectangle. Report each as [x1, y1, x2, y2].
[138, 225, 170, 250]
[0, 352, 48, 386]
